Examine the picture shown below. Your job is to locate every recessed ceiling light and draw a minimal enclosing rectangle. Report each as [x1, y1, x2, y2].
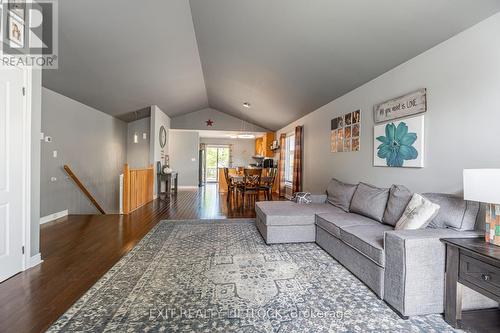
[228, 135, 238, 139]
[243, 102, 251, 108]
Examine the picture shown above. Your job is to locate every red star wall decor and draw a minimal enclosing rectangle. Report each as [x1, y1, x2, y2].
[206, 119, 214, 127]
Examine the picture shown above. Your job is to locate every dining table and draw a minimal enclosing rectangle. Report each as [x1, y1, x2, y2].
[228, 173, 276, 201]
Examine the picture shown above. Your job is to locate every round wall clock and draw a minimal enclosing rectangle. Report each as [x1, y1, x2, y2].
[159, 126, 167, 148]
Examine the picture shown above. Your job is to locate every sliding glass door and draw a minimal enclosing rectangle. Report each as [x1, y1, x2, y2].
[205, 146, 230, 182]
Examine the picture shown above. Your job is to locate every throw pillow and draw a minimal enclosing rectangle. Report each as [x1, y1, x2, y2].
[292, 192, 312, 204]
[350, 182, 390, 222]
[395, 193, 440, 230]
[326, 178, 358, 212]
[382, 185, 413, 226]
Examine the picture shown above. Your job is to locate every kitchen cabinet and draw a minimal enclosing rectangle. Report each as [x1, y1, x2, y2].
[255, 132, 275, 157]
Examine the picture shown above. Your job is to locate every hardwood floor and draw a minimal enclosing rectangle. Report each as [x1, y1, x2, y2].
[0, 184, 273, 333]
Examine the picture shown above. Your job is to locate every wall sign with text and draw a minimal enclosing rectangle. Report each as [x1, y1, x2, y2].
[373, 89, 427, 123]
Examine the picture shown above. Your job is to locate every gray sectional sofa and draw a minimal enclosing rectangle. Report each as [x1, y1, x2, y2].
[255, 179, 498, 317]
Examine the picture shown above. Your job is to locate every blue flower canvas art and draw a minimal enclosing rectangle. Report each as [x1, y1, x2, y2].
[373, 115, 425, 168]
[376, 122, 418, 166]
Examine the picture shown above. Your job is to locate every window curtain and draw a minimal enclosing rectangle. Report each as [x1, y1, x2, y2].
[292, 126, 303, 193]
[228, 144, 234, 167]
[278, 133, 287, 197]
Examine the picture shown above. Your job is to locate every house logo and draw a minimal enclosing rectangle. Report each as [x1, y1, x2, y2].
[1, 0, 58, 68]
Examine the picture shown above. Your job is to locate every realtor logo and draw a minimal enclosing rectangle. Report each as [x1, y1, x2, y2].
[1, 0, 58, 68]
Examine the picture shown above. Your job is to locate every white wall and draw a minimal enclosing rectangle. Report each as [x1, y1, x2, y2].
[200, 137, 255, 167]
[171, 107, 268, 132]
[169, 130, 200, 187]
[127, 118, 150, 168]
[277, 13, 500, 195]
[149, 105, 171, 196]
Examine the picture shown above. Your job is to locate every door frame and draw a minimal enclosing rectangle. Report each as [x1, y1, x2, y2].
[20, 67, 33, 270]
[204, 145, 230, 183]
[204, 146, 218, 183]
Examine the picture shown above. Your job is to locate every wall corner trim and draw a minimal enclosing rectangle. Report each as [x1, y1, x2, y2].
[29, 253, 43, 268]
[40, 209, 69, 225]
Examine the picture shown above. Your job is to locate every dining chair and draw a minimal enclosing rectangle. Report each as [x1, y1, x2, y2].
[236, 168, 262, 206]
[260, 168, 277, 201]
[236, 167, 245, 175]
[223, 168, 237, 201]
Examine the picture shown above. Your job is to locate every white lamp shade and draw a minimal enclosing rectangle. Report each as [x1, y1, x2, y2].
[463, 169, 500, 204]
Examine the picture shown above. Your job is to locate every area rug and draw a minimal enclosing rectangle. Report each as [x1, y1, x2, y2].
[48, 219, 457, 332]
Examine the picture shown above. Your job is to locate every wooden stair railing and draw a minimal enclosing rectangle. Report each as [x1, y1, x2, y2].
[63, 165, 106, 214]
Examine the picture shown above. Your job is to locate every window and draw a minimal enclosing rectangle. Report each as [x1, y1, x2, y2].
[284, 134, 295, 185]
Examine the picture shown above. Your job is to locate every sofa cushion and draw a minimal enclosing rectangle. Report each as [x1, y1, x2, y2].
[316, 212, 380, 239]
[255, 201, 344, 226]
[423, 193, 480, 231]
[383, 185, 413, 226]
[326, 178, 358, 212]
[340, 224, 393, 267]
[350, 183, 390, 222]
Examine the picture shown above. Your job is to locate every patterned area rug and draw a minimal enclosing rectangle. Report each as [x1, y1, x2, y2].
[48, 219, 457, 332]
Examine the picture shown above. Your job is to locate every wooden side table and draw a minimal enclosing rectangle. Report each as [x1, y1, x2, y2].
[157, 172, 178, 197]
[441, 238, 500, 329]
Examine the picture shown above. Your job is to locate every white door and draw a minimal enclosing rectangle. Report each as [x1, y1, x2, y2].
[0, 68, 25, 282]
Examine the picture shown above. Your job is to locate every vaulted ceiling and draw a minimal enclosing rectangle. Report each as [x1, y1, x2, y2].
[43, 0, 500, 130]
[43, 0, 208, 118]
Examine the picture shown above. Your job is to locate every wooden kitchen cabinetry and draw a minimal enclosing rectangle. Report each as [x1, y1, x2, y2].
[255, 132, 275, 157]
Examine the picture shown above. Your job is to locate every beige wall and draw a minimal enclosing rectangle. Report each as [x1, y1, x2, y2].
[127, 118, 150, 169]
[171, 107, 268, 132]
[200, 138, 255, 167]
[169, 130, 200, 187]
[149, 106, 171, 196]
[277, 13, 500, 195]
[41, 88, 127, 215]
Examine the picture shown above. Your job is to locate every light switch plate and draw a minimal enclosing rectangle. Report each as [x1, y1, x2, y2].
[53, 150, 58, 158]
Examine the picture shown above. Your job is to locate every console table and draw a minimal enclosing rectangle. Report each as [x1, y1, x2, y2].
[441, 238, 500, 329]
[157, 172, 178, 197]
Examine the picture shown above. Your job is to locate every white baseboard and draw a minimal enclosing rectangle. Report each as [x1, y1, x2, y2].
[29, 253, 43, 268]
[40, 209, 68, 224]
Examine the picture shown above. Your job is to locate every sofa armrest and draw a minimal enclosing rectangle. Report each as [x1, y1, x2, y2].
[310, 194, 327, 204]
[384, 228, 482, 317]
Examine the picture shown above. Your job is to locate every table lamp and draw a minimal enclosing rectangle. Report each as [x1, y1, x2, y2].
[463, 169, 500, 245]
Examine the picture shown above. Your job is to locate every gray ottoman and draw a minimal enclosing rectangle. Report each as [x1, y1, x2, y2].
[255, 200, 343, 244]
